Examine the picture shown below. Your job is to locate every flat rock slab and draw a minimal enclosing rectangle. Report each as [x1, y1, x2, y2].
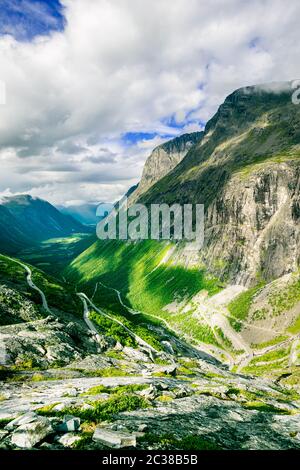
[0, 377, 178, 420]
[93, 428, 136, 448]
[5, 411, 38, 431]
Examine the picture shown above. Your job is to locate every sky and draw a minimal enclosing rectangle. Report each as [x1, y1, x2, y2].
[0, 0, 300, 206]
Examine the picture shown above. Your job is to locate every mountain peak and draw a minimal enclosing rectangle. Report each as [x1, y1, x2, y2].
[129, 131, 204, 203]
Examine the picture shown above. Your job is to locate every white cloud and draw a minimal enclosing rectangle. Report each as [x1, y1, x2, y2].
[0, 0, 300, 204]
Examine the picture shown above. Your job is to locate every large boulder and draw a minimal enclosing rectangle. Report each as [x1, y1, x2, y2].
[10, 415, 53, 448]
[123, 346, 151, 363]
[140, 384, 159, 400]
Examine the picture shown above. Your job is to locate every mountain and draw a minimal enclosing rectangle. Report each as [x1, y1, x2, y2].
[66, 81, 300, 382]
[129, 131, 203, 203]
[58, 202, 100, 226]
[58, 190, 138, 227]
[138, 82, 300, 286]
[0, 195, 91, 253]
[0, 205, 33, 254]
[124, 184, 138, 199]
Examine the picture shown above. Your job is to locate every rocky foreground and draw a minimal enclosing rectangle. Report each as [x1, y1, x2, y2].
[1, 351, 300, 451]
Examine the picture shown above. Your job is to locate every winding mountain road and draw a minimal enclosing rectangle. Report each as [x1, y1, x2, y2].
[8, 258, 51, 314]
[7, 258, 105, 347]
[79, 294, 102, 344]
[97, 280, 235, 367]
[289, 339, 300, 366]
[77, 291, 157, 354]
[7, 257, 299, 372]
[98, 279, 300, 371]
[22, 264, 51, 313]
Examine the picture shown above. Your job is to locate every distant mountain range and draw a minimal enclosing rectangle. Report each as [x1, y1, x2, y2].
[58, 189, 137, 225]
[0, 194, 91, 254]
[57, 202, 100, 226]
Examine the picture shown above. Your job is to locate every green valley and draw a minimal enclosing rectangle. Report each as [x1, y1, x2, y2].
[1, 82, 300, 451]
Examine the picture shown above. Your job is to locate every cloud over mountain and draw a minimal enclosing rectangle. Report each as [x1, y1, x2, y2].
[0, 0, 300, 204]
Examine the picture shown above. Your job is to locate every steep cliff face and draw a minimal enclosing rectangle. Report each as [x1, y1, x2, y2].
[203, 161, 300, 285]
[138, 82, 300, 285]
[130, 131, 203, 203]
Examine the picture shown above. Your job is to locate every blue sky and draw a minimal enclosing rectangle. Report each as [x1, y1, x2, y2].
[0, 0, 299, 205]
[0, 0, 65, 41]
[122, 132, 175, 146]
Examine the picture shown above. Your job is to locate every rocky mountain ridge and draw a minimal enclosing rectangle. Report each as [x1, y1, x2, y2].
[129, 131, 203, 203]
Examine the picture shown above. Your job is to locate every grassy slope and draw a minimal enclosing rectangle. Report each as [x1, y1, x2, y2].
[0, 253, 82, 318]
[228, 273, 300, 333]
[227, 273, 300, 377]
[65, 239, 223, 347]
